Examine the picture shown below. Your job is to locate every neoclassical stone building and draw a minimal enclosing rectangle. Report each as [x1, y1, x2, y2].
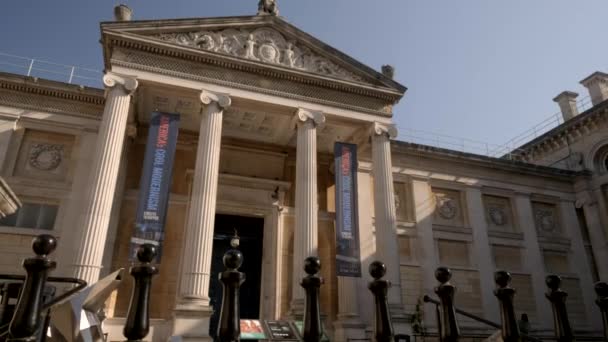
[0, 4, 606, 342]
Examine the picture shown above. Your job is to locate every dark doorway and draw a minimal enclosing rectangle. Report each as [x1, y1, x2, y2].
[208, 214, 265, 338]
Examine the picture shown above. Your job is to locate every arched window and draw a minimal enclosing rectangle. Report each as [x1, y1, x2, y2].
[593, 144, 608, 174]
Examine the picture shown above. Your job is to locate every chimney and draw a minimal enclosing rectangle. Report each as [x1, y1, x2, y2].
[114, 4, 132, 21]
[580, 71, 608, 106]
[553, 91, 579, 121]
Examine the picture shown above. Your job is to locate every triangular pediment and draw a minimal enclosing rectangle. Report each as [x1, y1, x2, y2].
[101, 15, 406, 95]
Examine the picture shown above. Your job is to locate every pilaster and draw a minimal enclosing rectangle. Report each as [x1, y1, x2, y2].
[560, 200, 601, 329]
[579, 191, 608, 281]
[514, 192, 553, 330]
[465, 187, 500, 323]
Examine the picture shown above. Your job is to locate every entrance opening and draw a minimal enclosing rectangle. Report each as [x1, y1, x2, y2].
[208, 214, 265, 337]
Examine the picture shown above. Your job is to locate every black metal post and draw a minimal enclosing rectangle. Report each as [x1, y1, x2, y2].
[594, 282, 608, 341]
[545, 275, 573, 342]
[434, 267, 459, 342]
[8, 234, 57, 341]
[123, 244, 159, 342]
[368, 261, 394, 342]
[217, 248, 245, 342]
[494, 271, 520, 342]
[301, 257, 323, 342]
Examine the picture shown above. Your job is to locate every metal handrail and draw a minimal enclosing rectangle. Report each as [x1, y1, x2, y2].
[0, 274, 87, 310]
[423, 295, 543, 342]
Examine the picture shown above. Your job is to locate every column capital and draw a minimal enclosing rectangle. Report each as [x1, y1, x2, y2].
[371, 122, 398, 139]
[200, 89, 231, 109]
[294, 108, 325, 127]
[103, 72, 138, 95]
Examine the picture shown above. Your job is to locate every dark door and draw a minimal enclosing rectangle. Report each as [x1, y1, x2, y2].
[208, 214, 265, 338]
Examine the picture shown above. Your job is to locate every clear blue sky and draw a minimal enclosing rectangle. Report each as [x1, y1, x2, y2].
[1, 0, 607, 151]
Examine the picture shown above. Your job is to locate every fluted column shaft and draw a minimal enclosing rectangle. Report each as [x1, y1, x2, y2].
[291, 109, 325, 311]
[70, 73, 138, 283]
[178, 90, 231, 306]
[371, 123, 403, 306]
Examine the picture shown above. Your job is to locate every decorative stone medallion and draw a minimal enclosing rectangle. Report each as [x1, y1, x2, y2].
[28, 144, 64, 171]
[488, 206, 507, 226]
[534, 209, 556, 233]
[436, 195, 457, 220]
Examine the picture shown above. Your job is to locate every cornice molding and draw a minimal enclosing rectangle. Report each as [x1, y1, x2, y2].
[513, 103, 608, 162]
[103, 31, 402, 104]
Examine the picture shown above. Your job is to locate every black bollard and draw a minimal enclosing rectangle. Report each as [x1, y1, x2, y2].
[123, 244, 159, 342]
[301, 257, 323, 342]
[594, 282, 608, 341]
[494, 271, 520, 342]
[434, 267, 459, 342]
[217, 248, 245, 342]
[545, 275, 573, 342]
[8, 234, 57, 341]
[368, 261, 394, 342]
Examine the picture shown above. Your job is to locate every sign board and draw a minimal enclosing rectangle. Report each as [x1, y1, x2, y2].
[130, 112, 180, 261]
[334, 142, 362, 277]
[264, 320, 299, 340]
[240, 320, 266, 340]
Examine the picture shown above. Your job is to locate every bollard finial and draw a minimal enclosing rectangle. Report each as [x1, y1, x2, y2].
[137, 244, 157, 263]
[595, 282, 608, 341]
[546, 275, 561, 292]
[435, 266, 452, 285]
[494, 270, 511, 289]
[369, 261, 386, 280]
[223, 249, 243, 270]
[304, 256, 321, 275]
[32, 234, 57, 257]
[595, 282, 608, 298]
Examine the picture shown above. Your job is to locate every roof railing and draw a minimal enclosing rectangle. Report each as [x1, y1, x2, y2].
[0, 52, 102, 87]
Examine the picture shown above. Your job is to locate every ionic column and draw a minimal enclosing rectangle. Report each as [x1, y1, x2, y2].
[177, 90, 231, 307]
[290, 108, 325, 315]
[370, 123, 403, 310]
[70, 73, 137, 283]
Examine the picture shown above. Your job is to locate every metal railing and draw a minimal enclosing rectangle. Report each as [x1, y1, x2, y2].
[0, 52, 102, 88]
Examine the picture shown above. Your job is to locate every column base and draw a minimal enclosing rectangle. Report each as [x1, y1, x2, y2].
[171, 303, 214, 342]
[388, 303, 413, 336]
[333, 315, 366, 342]
[286, 298, 305, 320]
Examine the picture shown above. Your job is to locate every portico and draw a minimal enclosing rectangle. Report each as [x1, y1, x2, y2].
[62, 8, 409, 342]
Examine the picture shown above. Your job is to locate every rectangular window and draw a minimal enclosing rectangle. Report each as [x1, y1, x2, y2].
[0, 202, 58, 230]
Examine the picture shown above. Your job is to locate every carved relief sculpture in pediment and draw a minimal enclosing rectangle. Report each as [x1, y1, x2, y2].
[155, 27, 364, 82]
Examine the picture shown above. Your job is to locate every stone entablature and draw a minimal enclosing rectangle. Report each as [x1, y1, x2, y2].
[0, 72, 105, 119]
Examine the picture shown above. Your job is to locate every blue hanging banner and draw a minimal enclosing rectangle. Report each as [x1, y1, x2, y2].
[334, 142, 362, 277]
[130, 112, 180, 261]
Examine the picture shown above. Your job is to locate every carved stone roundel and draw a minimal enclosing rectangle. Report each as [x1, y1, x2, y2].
[535, 209, 555, 232]
[436, 196, 457, 220]
[29, 144, 63, 171]
[488, 207, 507, 226]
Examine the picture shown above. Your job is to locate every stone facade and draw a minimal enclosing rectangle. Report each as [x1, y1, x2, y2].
[0, 8, 607, 342]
